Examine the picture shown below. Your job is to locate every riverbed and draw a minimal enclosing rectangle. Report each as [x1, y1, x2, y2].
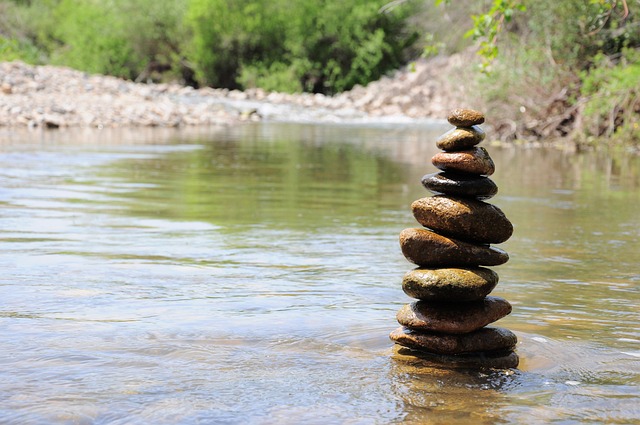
[1, 123, 639, 424]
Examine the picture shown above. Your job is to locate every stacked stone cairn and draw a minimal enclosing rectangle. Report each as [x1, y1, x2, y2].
[390, 108, 518, 369]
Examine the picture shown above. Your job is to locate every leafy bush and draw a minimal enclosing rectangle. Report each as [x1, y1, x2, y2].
[580, 48, 640, 144]
[185, 0, 419, 93]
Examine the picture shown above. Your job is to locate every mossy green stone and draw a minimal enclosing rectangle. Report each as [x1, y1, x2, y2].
[402, 267, 498, 301]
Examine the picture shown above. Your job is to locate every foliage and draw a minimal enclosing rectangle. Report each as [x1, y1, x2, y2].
[185, 0, 419, 93]
[580, 48, 640, 144]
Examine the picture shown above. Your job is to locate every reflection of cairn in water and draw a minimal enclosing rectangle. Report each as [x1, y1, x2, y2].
[390, 108, 518, 369]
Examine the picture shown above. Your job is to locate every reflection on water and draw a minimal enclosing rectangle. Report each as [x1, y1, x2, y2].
[0, 123, 638, 424]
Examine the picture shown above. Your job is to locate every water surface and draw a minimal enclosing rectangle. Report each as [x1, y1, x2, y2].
[0, 124, 639, 424]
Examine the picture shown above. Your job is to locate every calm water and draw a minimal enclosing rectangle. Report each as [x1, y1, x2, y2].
[0, 123, 638, 424]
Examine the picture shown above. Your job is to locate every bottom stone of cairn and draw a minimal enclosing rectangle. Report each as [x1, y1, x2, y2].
[393, 346, 519, 370]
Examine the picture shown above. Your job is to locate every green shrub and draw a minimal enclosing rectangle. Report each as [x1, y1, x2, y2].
[580, 48, 640, 144]
[185, 0, 419, 93]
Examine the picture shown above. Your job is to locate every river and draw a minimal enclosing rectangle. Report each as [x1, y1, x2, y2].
[1, 123, 638, 424]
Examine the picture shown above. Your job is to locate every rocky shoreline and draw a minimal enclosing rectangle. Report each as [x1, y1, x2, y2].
[0, 55, 468, 130]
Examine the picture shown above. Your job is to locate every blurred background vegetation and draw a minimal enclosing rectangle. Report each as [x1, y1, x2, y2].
[0, 0, 638, 146]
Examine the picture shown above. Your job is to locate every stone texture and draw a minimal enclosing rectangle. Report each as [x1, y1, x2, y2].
[389, 326, 518, 355]
[447, 108, 485, 127]
[394, 346, 519, 370]
[421, 172, 498, 200]
[402, 267, 499, 301]
[431, 147, 495, 176]
[400, 228, 509, 267]
[396, 296, 512, 334]
[411, 195, 513, 244]
[435, 126, 485, 151]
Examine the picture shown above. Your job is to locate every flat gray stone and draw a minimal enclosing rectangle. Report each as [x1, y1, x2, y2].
[402, 267, 499, 301]
[411, 195, 513, 244]
[421, 172, 498, 200]
[400, 228, 509, 267]
[389, 326, 518, 355]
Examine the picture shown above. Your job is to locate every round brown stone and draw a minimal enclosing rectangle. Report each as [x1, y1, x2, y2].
[396, 296, 512, 334]
[421, 172, 498, 200]
[389, 326, 518, 355]
[399, 228, 509, 267]
[402, 267, 499, 301]
[411, 196, 513, 244]
[393, 346, 519, 370]
[431, 147, 495, 176]
[447, 108, 485, 127]
[436, 126, 485, 151]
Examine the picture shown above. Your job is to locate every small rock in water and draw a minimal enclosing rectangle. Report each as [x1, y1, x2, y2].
[421, 172, 498, 200]
[396, 296, 512, 334]
[389, 326, 518, 355]
[411, 195, 513, 244]
[402, 267, 499, 301]
[431, 147, 495, 176]
[436, 126, 485, 151]
[447, 108, 485, 127]
[399, 228, 509, 267]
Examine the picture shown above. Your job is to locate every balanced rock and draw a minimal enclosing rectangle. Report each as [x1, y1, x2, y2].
[402, 267, 498, 301]
[447, 108, 485, 127]
[394, 346, 519, 370]
[400, 228, 509, 267]
[411, 195, 513, 244]
[421, 172, 498, 200]
[389, 326, 517, 355]
[431, 147, 495, 176]
[435, 126, 485, 151]
[396, 296, 512, 334]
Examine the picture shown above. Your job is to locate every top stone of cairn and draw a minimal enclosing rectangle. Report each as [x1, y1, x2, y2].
[447, 108, 485, 127]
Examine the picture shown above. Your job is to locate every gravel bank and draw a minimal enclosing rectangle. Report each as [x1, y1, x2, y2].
[0, 54, 469, 129]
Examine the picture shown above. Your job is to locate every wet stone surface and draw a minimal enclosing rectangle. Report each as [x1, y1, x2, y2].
[421, 172, 498, 200]
[435, 126, 485, 151]
[411, 195, 513, 244]
[402, 267, 499, 301]
[396, 296, 512, 334]
[393, 346, 519, 370]
[389, 326, 518, 355]
[447, 108, 485, 127]
[399, 228, 509, 267]
[431, 147, 495, 176]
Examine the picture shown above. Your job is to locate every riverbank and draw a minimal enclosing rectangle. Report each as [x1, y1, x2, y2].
[0, 55, 468, 130]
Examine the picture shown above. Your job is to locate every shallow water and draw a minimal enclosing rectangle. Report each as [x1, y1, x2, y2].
[0, 123, 638, 424]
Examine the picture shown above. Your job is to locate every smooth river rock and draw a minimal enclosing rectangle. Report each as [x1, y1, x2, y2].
[402, 267, 499, 301]
[411, 195, 513, 244]
[389, 326, 518, 355]
[399, 228, 509, 267]
[435, 126, 485, 151]
[431, 147, 495, 176]
[421, 172, 498, 200]
[394, 346, 519, 369]
[447, 108, 485, 127]
[396, 296, 512, 334]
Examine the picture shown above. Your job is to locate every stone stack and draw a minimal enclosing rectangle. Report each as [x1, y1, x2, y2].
[390, 108, 518, 369]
